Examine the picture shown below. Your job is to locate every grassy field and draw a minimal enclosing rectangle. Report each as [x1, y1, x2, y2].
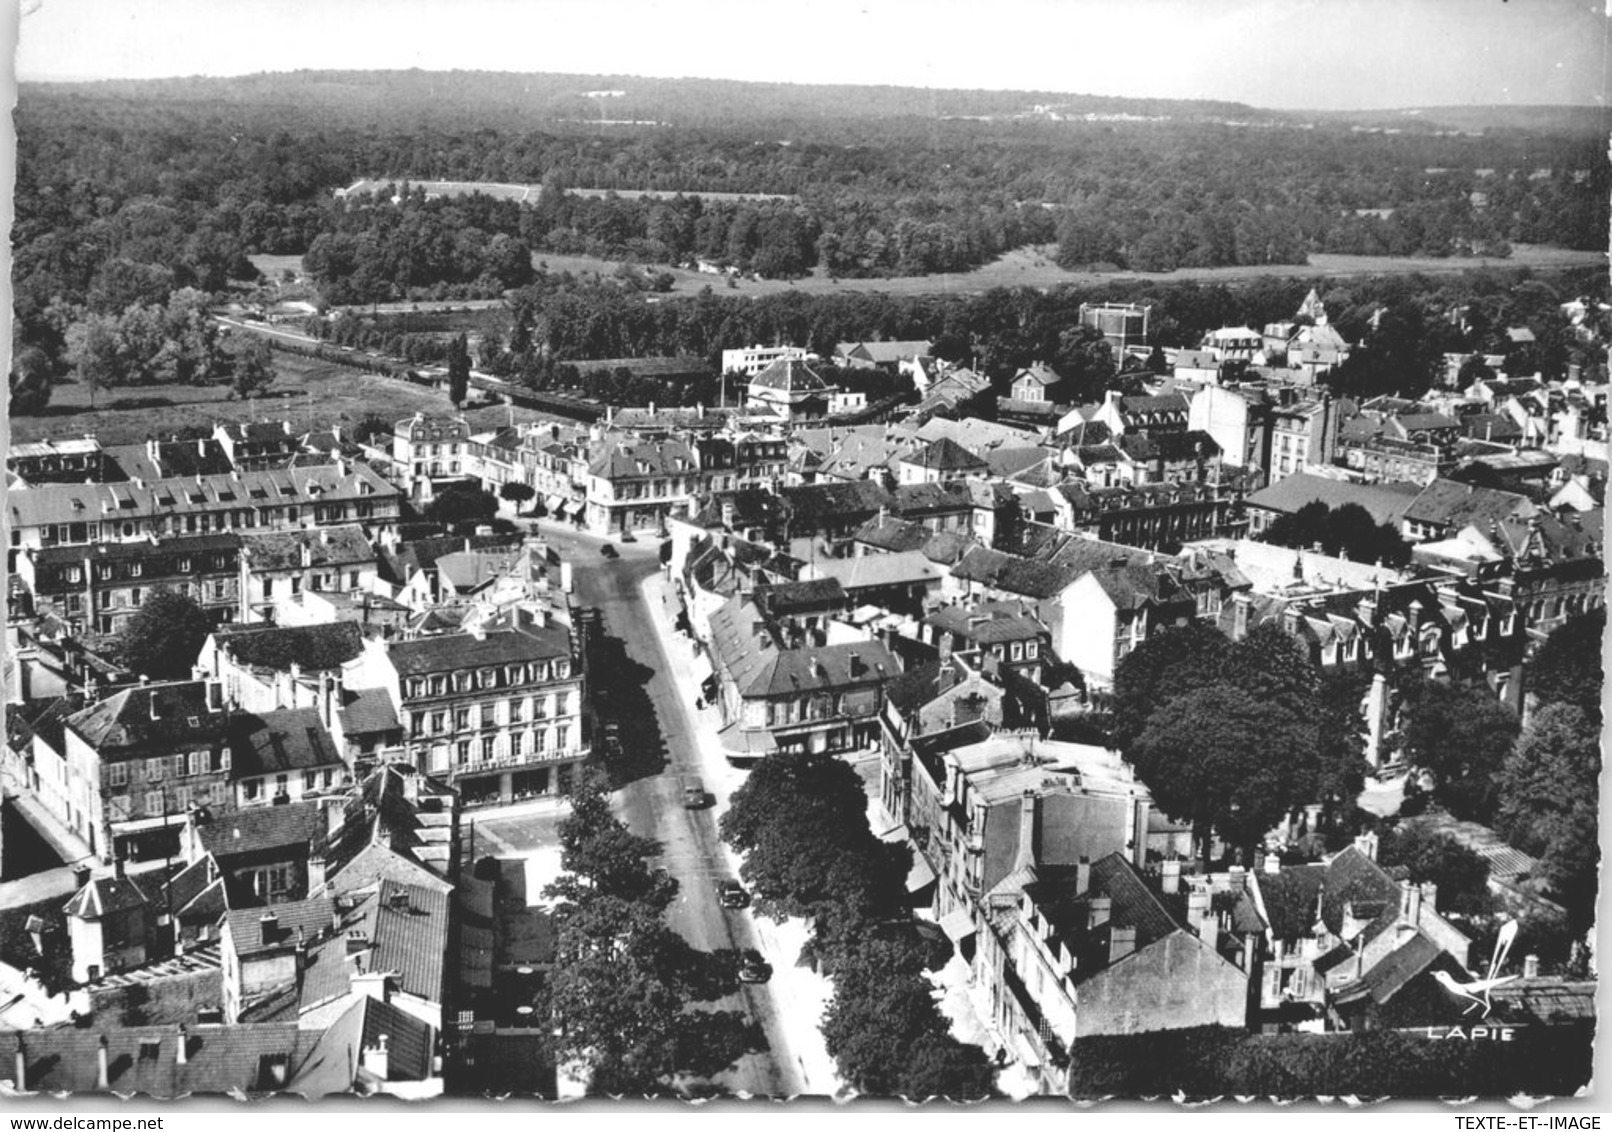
[246, 253, 309, 282]
[537, 243, 1608, 300]
[11, 352, 569, 448]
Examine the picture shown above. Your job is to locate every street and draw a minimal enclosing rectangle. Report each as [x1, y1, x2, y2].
[478, 518, 836, 1097]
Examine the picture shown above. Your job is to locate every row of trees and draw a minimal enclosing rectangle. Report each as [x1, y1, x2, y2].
[543, 773, 753, 1094]
[1259, 502, 1414, 568]
[719, 750, 995, 1099]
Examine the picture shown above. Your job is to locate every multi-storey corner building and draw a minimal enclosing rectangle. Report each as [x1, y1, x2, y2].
[388, 606, 584, 804]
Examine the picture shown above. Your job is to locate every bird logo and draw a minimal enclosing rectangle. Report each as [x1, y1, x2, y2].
[1433, 919, 1519, 1020]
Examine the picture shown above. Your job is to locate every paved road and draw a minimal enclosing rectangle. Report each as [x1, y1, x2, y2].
[524, 521, 805, 1098]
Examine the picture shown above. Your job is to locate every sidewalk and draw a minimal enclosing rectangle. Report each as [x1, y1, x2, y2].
[639, 569, 845, 1099]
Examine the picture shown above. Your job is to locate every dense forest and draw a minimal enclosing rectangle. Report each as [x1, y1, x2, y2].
[13, 71, 1608, 395]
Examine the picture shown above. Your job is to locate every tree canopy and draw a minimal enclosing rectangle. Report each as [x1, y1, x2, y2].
[1398, 681, 1520, 823]
[1496, 702, 1600, 923]
[1375, 823, 1493, 917]
[1259, 501, 1412, 568]
[1525, 608, 1605, 723]
[114, 588, 214, 679]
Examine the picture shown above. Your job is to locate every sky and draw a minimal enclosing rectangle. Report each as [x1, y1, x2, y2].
[10, 0, 1610, 111]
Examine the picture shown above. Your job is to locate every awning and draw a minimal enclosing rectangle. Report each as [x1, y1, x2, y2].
[877, 824, 936, 893]
[717, 722, 778, 757]
[545, 494, 566, 515]
[939, 907, 977, 943]
[111, 813, 189, 835]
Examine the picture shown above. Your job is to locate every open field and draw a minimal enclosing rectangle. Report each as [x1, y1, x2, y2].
[538, 242, 1609, 299]
[247, 253, 309, 282]
[334, 178, 797, 204]
[9, 353, 567, 448]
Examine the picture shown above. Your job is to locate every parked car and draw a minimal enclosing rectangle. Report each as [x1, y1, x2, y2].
[718, 880, 749, 909]
[737, 949, 772, 984]
[621, 530, 637, 543]
[600, 544, 619, 559]
[680, 776, 706, 808]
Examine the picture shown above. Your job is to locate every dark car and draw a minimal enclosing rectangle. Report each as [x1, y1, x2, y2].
[737, 949, 772, 984]
[718, 880, 749, 909]
[600, 544, 619, 559]
[620, 530, 637, 543]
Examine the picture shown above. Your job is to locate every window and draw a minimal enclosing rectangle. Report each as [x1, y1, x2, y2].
[431, 711, 447, 735]
[1026, 642, 1038, 659]
[509, 698, 524, 723]
[481, 737, 495, 762]
[129, 562, 142, 578]
[108, 762, 128, 787]
[453, 671, 472, 693]
[144, 790, 165, 817]
[291, 576, 301, 595]
[455, 708, 471, 732]
[555, 725, 570, 751]
[178, 558, 192, 573]
[98, 564, 113, 581]
[304, 770, 318, 792]
[533, 729, 546, 752]
[510, 732, 524, 759]
[554, 661, 570, 680]
[479, 668, 497, 690]
[429, 676, 447, 697]
[146, 757, 165, 781]
[408, 678, 425, 698]
[172, 786, 193, 812]
[458, 740, 472, 765]
[1011, 642, 1024, 662]
[274, 773, 289, 797]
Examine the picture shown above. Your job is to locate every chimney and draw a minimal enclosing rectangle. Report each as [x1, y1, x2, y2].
[1524, 953, 1540, 979]
[1357, 595, 1378, 627]
[1353, 830, 1379, 862]
[73, 865, 92, 890]
[96, 1036, 110, 1089]
[197, 438, 206, 457]
[1014, 791, 1037, 873]
[1087, 896, 1112, 929]
[1108, 926, 1137, 964]
[352, 969, 389, 1003]
[1399, 878, 1422, 925]
[1232, 593, 1251, 640]
[13, 1035, 24, 1093]
[114, 857, 126, 880]
[1418, 881, 1438, 913]
[308, 850, 328, 897]
[1161, 859, 1181, 895]
[260, 912, 279, 947]
[175, 1025, 188, 1066]
[1264, 852, 1281, 875]
[362, 1034, 390, 1081]
[300, 542, 312, 569]
[1075, 856, 1092, 896]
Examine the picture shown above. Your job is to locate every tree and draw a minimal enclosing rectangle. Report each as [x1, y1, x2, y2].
[499, 481, 536, 510]
[1525, 609, 1604, 723]
[1260, 502, 1411, 567]
[1129, 684, 1319, 862]
[448, 332, 471, 407]
[114, 587, 214, 679]
[64, 313, 121, 408]
[1496, 703, 1600, 922]
[9, 345, 54, 415]
[1375, 823, 1493, 916]
[1109, 621, 1232, 752]
[1398, 682, 1519, 822]
[425, 482, 499, 527]
[229, 336, 275, 400]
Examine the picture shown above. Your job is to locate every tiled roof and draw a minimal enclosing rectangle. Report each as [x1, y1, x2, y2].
[229, 708, 343, 777]
[779, 480, 892, 521]
[103, 440, 235, 481]
[905, 436, 988, 472]
[197, 801, 327, 859]
[226, 896, 335, 959]
[754, 578, 847, 614]
[336, 687, 401, 737]
[345, 880, 450, 1003]
[800, 550, 944, 591]
[852, 516, 932, 553]
[217, 622, 366, 672]
[951, 547, 1079, 601]
[923, 603, 1047, 645]
[437, 547, 521, 591]
[240, 525, 376, 571]
[11, 1023, 321, 1097]
[66, 681, 229, 755]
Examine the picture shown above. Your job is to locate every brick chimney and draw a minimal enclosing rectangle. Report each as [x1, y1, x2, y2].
[260, 912, 279, 947]
[1399, 878, 1421, 925]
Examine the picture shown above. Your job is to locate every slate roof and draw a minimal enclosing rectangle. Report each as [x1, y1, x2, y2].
[923, 603, 1048, 645]
[852, 516, 933, 554]
[1243, 472, 1424, 528]
[779, 480, 893, 522]
[1403, 479, 1535, 532]
[1118, 429, 1221, 462]
[800, 551, 944, 591]
[585, 436, 699, 479]
[103, 440, 235, 481]
[753, 578, 848, 615]
[216, 622, 366, 672]
[197, 801, 327, 860]
[229, 708, 343, 777]
[63, 874, 150, 920]
[707, 595, 899, 700]
[1023, 853, 1195, 987]
[749, 357, 832, 393]
[951, 547, 1079, 600]
[437, 548, 521, 591]
[387, 612, 573, 677]
[904, 436, 988, 473]
[66, 681, 229, 756]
